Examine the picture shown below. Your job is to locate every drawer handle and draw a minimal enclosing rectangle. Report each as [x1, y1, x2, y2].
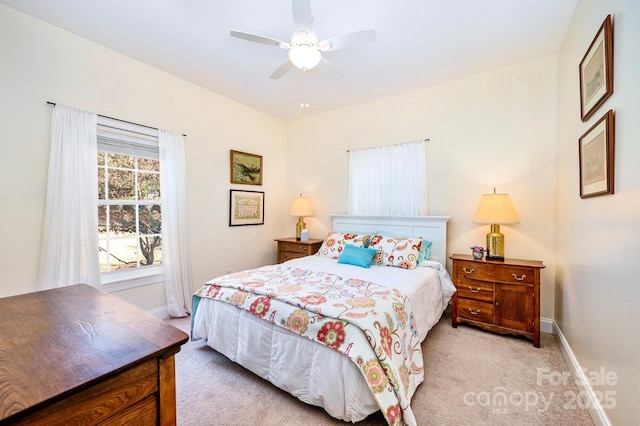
[468, 308, 481, 315]
[298, 247, 305, 252]
[468, 286, 481, 293]
[512, 273, 526, 281]
[462, 267, 475, 274]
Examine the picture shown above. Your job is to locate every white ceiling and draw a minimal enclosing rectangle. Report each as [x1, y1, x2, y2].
[2, 0, 577, 121]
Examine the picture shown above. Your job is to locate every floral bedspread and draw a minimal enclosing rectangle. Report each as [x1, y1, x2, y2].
[195, 264, 424, 426]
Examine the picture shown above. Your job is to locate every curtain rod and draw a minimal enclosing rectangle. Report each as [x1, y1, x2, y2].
[346, 138, 429, 152]
[46, 101, 186, 137]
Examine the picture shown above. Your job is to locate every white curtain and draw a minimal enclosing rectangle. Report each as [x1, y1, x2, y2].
[348, 140, 428, 216]
[159, 130, 193, 317]
[38, 105, 100, 289]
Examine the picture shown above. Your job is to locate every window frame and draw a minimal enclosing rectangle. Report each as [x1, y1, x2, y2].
[96, 116, 164, 292]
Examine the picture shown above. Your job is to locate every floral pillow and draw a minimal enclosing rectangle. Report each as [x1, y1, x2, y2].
[368, 235, 422, 269]
[316, 232, 371, 260]
[372, 230, 432, 264]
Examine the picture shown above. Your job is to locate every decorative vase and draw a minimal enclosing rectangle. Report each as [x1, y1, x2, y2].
[472, 250, 484, 260]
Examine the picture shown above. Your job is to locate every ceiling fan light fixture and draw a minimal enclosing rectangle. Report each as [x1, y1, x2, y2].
[288, 44, 321, 70]
[230, 1, 376, 80]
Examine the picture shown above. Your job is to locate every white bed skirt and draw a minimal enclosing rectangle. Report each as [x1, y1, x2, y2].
[192, 296, 380, 422]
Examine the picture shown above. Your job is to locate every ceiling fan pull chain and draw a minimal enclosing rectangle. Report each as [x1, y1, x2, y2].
[300, 79, 310, 108]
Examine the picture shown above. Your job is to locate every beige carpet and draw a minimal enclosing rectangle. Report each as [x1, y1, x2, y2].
[167, 310, 594, 426]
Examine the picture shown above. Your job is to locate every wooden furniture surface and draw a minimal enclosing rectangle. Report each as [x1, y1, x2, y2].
[0, 284, 188, 425]
[450, 254, 545, 347]
[275, 237, 324, 263]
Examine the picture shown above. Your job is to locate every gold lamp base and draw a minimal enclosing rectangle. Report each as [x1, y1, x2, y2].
[486, 224, 505, 261]
[295, 217, 306, 240]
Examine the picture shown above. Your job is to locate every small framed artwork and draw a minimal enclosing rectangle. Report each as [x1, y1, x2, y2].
[579, 14, 613, 122]
[579, 110, 615, 198]
[230, 150, 263, 185]
[229, 189, 264, 226]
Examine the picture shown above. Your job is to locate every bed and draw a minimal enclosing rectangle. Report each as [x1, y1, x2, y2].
[191, 215, 455, 425]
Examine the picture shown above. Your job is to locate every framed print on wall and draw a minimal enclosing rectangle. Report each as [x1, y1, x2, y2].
[229, 189, 264, 226]
[230, 150, 263, 185]
[579, 110, 614, 198]
[579, 14, 613, 122]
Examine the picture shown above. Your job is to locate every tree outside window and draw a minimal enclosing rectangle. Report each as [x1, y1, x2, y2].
[98, 152, 162, 272]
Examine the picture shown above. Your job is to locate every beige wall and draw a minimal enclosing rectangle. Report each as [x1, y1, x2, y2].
[286, 56, 559, 320]
[556, 1, 640, 424]
[0, 5, 288, 313]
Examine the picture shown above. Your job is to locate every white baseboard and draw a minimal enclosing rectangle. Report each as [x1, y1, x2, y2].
[148, 305, 169, 319]
[552, 320, 612, 426]
[540, 317, 554, 334]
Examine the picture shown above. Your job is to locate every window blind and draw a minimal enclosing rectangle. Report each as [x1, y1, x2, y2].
[97, 116, 159, 159]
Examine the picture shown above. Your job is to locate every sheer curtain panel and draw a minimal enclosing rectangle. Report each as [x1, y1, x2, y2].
[38, 105, 100, 289]
[348, 140, 427, 216]
[159, 130, 193, 317]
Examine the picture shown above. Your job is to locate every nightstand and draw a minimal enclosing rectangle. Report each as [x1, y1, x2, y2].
[450, 254, 545, 347]
[275, 237, 323, 263]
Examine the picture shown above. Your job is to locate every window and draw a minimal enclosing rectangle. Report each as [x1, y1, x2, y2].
[348, 140, 428, 215]
[96, 117, 163, 280]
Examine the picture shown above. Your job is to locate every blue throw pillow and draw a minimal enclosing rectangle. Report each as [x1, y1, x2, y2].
[338, 244, 378, 268]
[373, 230, 432, 264]
[418, 240, 432, 264]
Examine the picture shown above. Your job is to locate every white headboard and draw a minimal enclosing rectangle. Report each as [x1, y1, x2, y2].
[330, 214, 450, 265]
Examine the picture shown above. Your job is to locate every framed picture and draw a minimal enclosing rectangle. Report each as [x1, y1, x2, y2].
[579, 15, 613, 122]
[230, 150, 263, 185]
[229, 189, 264, 226]
[579, 110, 614, 198]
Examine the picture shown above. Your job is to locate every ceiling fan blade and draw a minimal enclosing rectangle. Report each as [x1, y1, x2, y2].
[270, 61, 295, 79]
[292, 0, 313, 33]
[316, 57, 344, 80]
[230, 30, 288, 48]
[319, 29, 377, 52]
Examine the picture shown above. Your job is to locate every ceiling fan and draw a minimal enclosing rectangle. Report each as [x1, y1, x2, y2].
[230, 0, 376, 80]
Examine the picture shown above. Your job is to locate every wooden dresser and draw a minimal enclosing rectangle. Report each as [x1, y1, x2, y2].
[0, 284, 188, 425]
[275, 237, 323, 263]
[450, 254, 545, 347]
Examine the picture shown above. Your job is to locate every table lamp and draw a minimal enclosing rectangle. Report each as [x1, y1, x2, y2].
[289, 194, 313, 240]
[472, 190, 519, 261]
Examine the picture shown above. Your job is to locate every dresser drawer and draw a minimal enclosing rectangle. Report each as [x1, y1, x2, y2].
[101, 394, 157, 426]
[457, 298, 494, 323]
[18, 359, 158, 425]
[456, 261, 534, 285]
[276, 239, 323, 264]
[279, 241, 314, 254]
[279, 251, 307, 262]
[457, 277, 494, 303]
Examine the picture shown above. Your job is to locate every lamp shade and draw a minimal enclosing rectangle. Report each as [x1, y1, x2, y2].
[289, 196, 314, 217]
[473, 193, 519, 224]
